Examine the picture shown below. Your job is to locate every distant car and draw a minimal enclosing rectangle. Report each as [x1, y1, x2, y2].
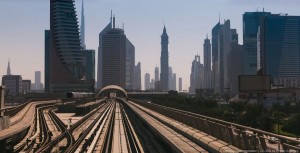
[268, 137, 278, 144]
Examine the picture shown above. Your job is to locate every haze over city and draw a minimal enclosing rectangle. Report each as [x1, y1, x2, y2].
[1, 0, 300, 90]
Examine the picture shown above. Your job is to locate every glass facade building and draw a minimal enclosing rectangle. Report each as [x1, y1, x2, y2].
[258, 15, 300, 87]
[243, 12, 271, 75]
[49, 0, 92, 93]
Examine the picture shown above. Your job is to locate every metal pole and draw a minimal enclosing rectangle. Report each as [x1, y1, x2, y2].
[275, 84, 283, 152]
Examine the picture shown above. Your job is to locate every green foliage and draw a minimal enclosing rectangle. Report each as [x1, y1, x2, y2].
[282, 114, 300, 136]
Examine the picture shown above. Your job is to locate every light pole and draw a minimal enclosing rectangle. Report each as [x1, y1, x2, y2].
[273, 84, 283, 151]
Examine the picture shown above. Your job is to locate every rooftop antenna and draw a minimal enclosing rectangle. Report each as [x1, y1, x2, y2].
[122, 23, 124, 30]
[218, 12, 220, 23]
[263, 7, 264, 12]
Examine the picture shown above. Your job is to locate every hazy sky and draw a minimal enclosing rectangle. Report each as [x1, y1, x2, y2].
[1, 0, 300, 90]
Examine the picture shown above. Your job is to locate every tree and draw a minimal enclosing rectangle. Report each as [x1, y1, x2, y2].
[282, 114, 300, 135]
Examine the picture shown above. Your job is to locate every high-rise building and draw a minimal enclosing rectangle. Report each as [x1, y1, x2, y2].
[155, 66, 159, 82]
[150, 79, 155, 90]
[178, 77, 182, 92]
[212, 22, 220, 94]
[172, 73, 176, 91]
[168, 67, 173, 90]
[80, 0, 86, 49]
[203, 36, 212, 89]
[97, 13, 112, 89]
[160, 26, 169, 91]
[229, 29, 243, 95]
[258, 15, 300, 87]
[44, 30, 51, 93]
[2, 62, 22, 96]
[35, 71, 42, 90]
[49, 0, 92, 93]
[126, 39, 135, 90]
[102, 18, 126, 88]
[189, 55, 204, 93]
[215, 20, 231, 94]
[22, 80, 31, 94]
[144, 73, 150, 90]
[243, 11, 271, 75]
[84, 50, 95, 83]
[134, 62, 141, 90]
[2, 75, 22, 97]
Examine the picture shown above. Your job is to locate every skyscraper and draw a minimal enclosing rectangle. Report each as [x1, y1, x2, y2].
[49, 0, 92, 93]
[84, 50, 95, 82]
[102, 18, 126, 88]
[243, 11, 271, 75]
[145, 73, 150, 90]
[134, 62, 141, 90]
[214, 20, 231, 94]
[150, 79, 155, 90]
[258, 14, 300, 87]
[212, 22, 220, 94]
[172, 73, 176, 91]
[179, 77, 182, 92]
[126, 39, 135, 90]
[155, 66, 159, 82]
[44, 30, 51, 93]
[189, 55, 204, 93]
[203, 36, 212, 89]
[160, 26, 169, 91]
[229, 30, 243, 95]
[168, 67, 173, 90]
[97, 12, 112, 89]
[80, 0, 86, 49]
[35, 71, 42, 90]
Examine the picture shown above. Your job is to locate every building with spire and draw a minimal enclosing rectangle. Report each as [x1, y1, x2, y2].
[203, 36, 212, 89]
[80, 0, 86, 49]
[160, 26, 169, 91]
[49, 0, 93, 93]
[7, 59, 11, 75]
[97, 11, 113, 89]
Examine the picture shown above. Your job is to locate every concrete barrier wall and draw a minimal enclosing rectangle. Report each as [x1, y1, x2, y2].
[0, 116, 10, 130]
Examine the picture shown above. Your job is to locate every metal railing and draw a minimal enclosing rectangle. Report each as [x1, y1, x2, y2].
[131, 99, 300, 152]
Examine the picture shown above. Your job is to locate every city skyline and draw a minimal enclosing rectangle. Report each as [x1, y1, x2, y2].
[1, 0, 300, 90]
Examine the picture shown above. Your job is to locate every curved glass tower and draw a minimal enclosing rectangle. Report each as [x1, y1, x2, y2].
[50, 0, 92, 93]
